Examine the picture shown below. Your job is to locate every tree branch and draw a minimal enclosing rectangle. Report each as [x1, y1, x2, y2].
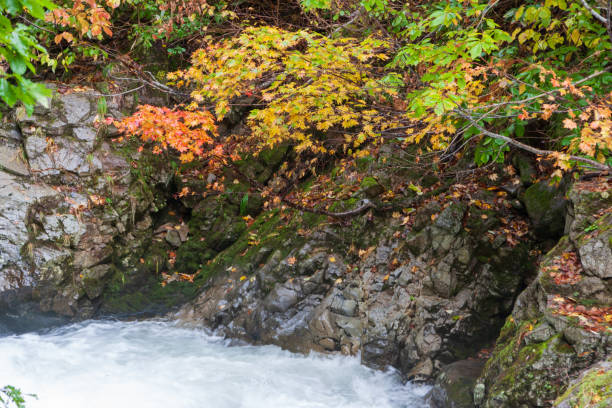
[223, 158, 377, 219]
[457, 109, 611, 172]
[580, 0, 607, 24]
[464, 68, 610, 112]
[281, 197, 376, 218]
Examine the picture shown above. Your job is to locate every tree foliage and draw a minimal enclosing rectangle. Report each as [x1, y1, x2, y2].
[4, 0, 612, 186]
[0, 385, 31, 408]
[0, 0, 55, 114]
[168, 27, 395, 156]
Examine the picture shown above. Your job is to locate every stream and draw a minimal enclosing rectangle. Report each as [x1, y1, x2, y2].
[0, 320, 430, 408]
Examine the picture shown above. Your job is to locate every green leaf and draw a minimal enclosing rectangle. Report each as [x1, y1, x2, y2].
[8, 55, 27, 75]
[240, 193, 249, 215]
[515, 122, 525, 138]
[469, 43, 482, 59]
[0, 79, 17, 107]
[26, 81, 51, 108]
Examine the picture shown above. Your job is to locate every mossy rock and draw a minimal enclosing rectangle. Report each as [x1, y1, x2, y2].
[523, 180, 567, 239]
[101, 274, 201, 316]
[427, 359, 486, 408]
[259, 144, 289, 167]
[512, 153, 536, 186]
[207, 214, 248, 251]
[174, 239, 217, 274]
[555, 360, 612, 408]
[360, 177, 385, 197]
[481, 328, 578, 407]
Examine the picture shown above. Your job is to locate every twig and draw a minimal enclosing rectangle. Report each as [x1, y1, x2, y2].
[457, 108, 611, 171]
[464, 68, 611, 112]
[225, 158, 377, 218]
[330, 8, 363, 37]
[90, 85, 145, 98]
[581, 0, 607, 24]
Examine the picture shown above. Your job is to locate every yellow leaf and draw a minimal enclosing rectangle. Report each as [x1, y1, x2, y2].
[563, 118, 578, 130]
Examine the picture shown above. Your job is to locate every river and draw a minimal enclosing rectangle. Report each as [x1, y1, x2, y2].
[0, 320, 430, 407]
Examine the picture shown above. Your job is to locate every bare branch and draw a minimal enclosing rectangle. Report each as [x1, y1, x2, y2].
[580, 0, 607, 24]
[456, 109, 612, 172]
[465, 68, 611, 113]
[89, 85, 145, 98]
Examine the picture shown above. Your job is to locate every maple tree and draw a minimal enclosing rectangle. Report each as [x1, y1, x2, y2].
[6, 0, 612, 198]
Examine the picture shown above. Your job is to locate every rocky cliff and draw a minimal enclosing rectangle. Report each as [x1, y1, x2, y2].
[1, 88, 610, 407]
[0, 87, 185, 331]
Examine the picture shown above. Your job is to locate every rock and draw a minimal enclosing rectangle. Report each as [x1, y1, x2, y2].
[264, 282, 300, 313]
[81, 264, 113, 299]
[477, 181, 612, 408]
[335, 315, 362, 338]
[165, 229, 182, 248]
[413, 202, 442, 231]
[360, 176, 385, 197]
[553, 359, 612, 408]
[0, 172, 61, 288]
[406, 230, 430, 256]
[523, 180, 567, 239]
[473, 383, 485, 406]
[60, 92, 93, 124]
[524, 323, 555, 345]
[578, 229, 612, 279]
[435, 203, 467, 235]
[430, 257, 456, 298]
[73, 246, 112, 269]
[318, 337, 336, 351]
[408, 358, 434, 380]
[309, 309, 337, 339]
[0, 134, 29, 176]
[426, 359, 486, 408]
[330, 294, 358, 317]
[397, 265, 413, 285]
[512, 153, 536, 186]
[73, 127, 98, 148]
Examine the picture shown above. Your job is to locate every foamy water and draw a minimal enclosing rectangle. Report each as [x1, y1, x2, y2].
[0, 320, 429, 408]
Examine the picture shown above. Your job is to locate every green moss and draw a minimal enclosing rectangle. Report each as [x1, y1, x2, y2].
[102, 274, 201, 315]
[360, 177, 384, 197]
[259, 145, 289, 167]
[577, 298, 601, 307]
[356, 156, 374, 171]
[498, 316, 518, 342]
[465, 207, 499, 235]
[555, 362, 612, 408]
[328, 197, 359, 213]
[174, 239, 217, 274]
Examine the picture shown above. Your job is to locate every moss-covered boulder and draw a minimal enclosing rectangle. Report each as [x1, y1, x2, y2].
[427, 359, 486, 408]
[523, 180, 567, 239]
[554, 359, 612, 408]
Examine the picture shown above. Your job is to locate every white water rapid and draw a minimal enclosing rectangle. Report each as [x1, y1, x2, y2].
[0, 320, 430, 408]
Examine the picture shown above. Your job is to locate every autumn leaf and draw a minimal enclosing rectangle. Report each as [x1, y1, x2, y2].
[563, 118, 578, 130]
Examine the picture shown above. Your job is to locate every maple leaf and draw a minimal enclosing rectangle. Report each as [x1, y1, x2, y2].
[563, 118, 578, 130]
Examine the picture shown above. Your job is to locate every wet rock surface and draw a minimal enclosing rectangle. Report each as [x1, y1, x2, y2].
[176, 181, 536, 384]
[0, 87, 177, 319]
[426, 359, 486, 408]
[476, 181, 612, 408]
